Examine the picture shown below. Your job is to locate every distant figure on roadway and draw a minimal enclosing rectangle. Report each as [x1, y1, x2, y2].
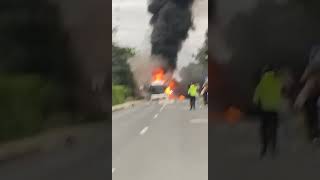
[254, 65, 283, 159]
[201, 78, 208, 105]
[188, 82, 198, 110]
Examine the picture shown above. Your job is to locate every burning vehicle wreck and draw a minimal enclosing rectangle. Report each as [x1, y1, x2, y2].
[147, 67, 168, 101]
[146, 67, 185, 101]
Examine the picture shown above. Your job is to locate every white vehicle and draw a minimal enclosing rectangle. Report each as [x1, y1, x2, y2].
[149, 81, 168, 101]
[150, 93, 167, 101]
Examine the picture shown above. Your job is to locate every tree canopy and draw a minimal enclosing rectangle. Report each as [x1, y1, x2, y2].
[112, 32, 136, 92]
[0, 0, 71, 82]
[195, 31, 208, 66]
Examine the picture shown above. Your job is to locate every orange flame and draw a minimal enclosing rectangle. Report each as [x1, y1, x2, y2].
[152, 68, 165, 82]
[224, 106, 242, 124]
[151, 68, 180, 100]
[165, 86, 173, 95]
[166, 80, 176, 97]
[179, 95, 185, 101]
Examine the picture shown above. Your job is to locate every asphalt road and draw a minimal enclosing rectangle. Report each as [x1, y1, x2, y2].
[0, 121, 112, 180]
[112, 100, 208, 180]
[3, 98, 319, 180]
[0, 100, 208, 180]
[209, 116, 320, 180]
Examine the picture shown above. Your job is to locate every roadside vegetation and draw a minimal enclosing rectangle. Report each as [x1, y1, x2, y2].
[0, 1, 77, 142]
[112, 29, 136, 105]
[180, 31, 208, 87]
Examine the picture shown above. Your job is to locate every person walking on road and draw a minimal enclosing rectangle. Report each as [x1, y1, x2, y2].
[201, 78, 208, 105]
[188, 82, 198, 110]
[254, 66, 283, 158]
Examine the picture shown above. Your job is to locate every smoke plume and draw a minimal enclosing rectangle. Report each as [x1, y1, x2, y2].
[212, 0, 320, 111]
[148, 0, 195, 72]
[129, 54, 166, 86]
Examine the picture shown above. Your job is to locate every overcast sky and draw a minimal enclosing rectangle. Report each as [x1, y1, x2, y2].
[112, 0, 208, 70]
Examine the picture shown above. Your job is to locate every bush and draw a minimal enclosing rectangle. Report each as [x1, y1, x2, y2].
[112, 85, 131, 105]
[0, 75, 64, 142]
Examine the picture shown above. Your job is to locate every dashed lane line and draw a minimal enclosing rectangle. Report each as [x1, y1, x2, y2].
[153, 114, 159, 119]
[139, 126, 149, 135]
[160, 103, 167, 112]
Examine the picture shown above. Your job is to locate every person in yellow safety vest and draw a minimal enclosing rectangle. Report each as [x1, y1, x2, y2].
[188, 83, 199, 110]
[253, 66, 283, 159]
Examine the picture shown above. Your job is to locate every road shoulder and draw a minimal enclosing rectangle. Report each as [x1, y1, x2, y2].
[112, 100, 145, 112]
[0, 122, 106, 164]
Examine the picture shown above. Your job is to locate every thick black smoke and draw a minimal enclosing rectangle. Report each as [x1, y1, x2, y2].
[148, 0, 194, 72]
[212, 0, 320, 111]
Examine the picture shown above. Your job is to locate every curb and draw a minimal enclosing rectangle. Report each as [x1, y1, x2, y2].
[0, 136, 43, 164]
[112, 100, 145, 112]
[0, 122, 104, 164]
[0, 101, 146, 163]
[0, 141, 41, 163]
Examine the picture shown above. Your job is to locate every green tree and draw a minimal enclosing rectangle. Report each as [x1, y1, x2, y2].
[180, 32, 208, 86]
[0, 1, 72, 81]
[195, 31, 208, 66]
[180, 62, 207, 84]
[0, 0, 75, 141]
[0, 1, 74, 111]
[112, 32, 136, 93]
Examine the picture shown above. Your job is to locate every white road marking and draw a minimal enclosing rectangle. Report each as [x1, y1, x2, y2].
[153, 114, 159, 119]
[139, 126, 149, 135]
[190, 118, 208, 124]
[160, 104, 167, 112]
[112, 168, 116, 173]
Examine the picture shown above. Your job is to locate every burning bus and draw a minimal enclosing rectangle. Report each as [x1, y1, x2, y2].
[147, 67, 182, 101]
[149, 80, 167, 101]
[148, 68, 169, 101]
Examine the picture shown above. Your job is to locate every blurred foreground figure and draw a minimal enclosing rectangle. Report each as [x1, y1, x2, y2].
[254, 66, 283, 158]
[279, 69, 300, 148]
[295, 47, 320, 144]
[295, 70, 320, 144]
[188, 83, 198, 110]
